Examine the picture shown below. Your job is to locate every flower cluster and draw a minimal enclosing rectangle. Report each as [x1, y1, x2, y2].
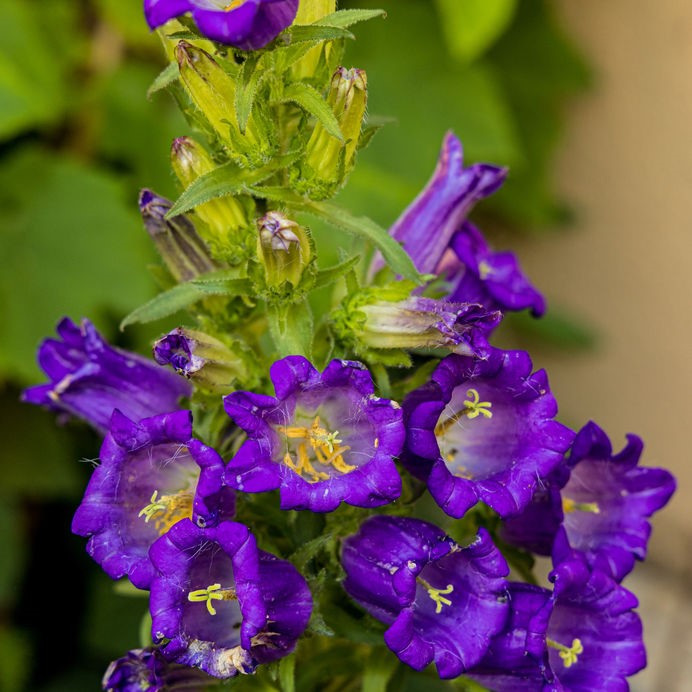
[25, 3, 675, 691]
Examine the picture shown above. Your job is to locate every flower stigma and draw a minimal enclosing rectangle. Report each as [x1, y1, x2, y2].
[188, 583, 238, 616]
[547, 637, 584, 668]
[416, 575, 454, 614]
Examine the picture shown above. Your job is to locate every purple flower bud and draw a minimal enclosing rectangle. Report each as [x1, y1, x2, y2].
[139, 189, 218, 282]
[342, 516, 509, 679]
[149, 519, 311, 678]
[223, 356, 404, 512]
[402, 349, 574, 519]
[144, 0, 299, 51]
[72, 409, 233, 589]
[22, 318, 191, 433]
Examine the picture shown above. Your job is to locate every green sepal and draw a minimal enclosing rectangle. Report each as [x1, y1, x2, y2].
[313, 254, 361, 289]
[267, 299, 314, 358]
[284, 24, 354, 44]
[357, 115, 396, 152]
[235, 52, 269, 134]
[147, 61, 178, 98]
[316, 9, 387, 28]
[279, 82, 343, 140]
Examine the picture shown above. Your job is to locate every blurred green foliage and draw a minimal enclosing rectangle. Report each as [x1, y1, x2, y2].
[0, 1, 592, 689]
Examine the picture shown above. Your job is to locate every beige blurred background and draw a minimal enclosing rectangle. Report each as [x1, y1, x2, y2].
[523, 3, 692, 688]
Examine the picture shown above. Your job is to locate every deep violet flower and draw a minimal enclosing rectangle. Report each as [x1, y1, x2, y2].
[223, 356, 404, 512]
[72, 409, 233, 589]
[402, 349, 574, 519]
[341, 516, 509, 679]
[22, 317, 191, 433]
[144, 0, 299, 51]
[469, 531, 646, 691]
[102, 647, 217, 691]
[444, 221, 546, 316]
[149, 518, 312, 678]
[503, 421, 676, 581]
[369, 131, 506, 278]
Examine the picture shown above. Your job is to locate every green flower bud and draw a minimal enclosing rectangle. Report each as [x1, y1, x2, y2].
[301, 67, 368, 198]
[175, 41, 269, 166]
[257, 212, 311, 288]
[291, 0, 337, 80]
[171, 137, 250, 248]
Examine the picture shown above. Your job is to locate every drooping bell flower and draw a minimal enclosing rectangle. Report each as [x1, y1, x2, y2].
[223, 356, 404, 512]
[23, 318, 191, 433]
[445, 221, 546, 316]
[72, 409, 232, 589]
[144, 0, 299, 51]
[341, 516, 509, 679]
[332, 281, 501, 364]
[369, 131, 506, 279]
[469, 531, 646, 691]
[402, 349, 573, 519]
[503, 421, 676, 581]
[148, 519, 312, 678]
[102, 647, 216, 691]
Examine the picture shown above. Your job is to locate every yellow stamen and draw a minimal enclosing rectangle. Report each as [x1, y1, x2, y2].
[562, 497, 601, 514]
[138, 489, 194, 535]
[188, 583, 237, 616]
[417, 577, 454, 614]
[277, 416, 356, 482]
[224, 0, 245, 11]
[547, 638, 584, 668]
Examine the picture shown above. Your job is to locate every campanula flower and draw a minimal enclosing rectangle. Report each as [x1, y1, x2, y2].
[503, 421, 676, 581]
[72, 409, 232, 589]
[402, 349, 574, 518]
[342, 516, 509, 679]
[23, 318, 191, 433]
[223, 356, 404, 512]
[148, 518, 311, 678]
[144, 0, 299, 51]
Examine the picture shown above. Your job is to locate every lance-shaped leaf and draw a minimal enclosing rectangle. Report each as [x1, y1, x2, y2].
[316, 9, 387, 28]
[284, 24, 354, 43]
[280, 82, 343, 140]
[235, 53, 269, 134]
[147, 61, 179, 98]
[313, 254, 361, 289]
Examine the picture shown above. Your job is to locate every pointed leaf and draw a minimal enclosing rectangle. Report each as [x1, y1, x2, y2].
[167, 153, 299, 217]
[235, 53, 267, 134]
[120, 283, 207, 329]
[286, 24, 354, 43]
[147, 61, 178, 98]
[306, 202, 422, 284]
[316, 9, 387, 28]
[280, 82, 343, 140]
[278, 655, 296, 692]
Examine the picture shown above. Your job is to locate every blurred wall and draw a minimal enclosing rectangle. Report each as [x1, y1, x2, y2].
[523, 0, 692, 569]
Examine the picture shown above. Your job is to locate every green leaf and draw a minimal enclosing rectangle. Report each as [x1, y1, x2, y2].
[168, 153, 298, 217]
[306, 202, 422, 284]
[435, 0, 517, 62]
[235, 53, 267, 134]
[120, 283, 207, 329]
[147, 61, 179, 98]
[280, 82, 343, 140]
[362, 647, 398, 692]
[317, 9, 387, 28]
[267, 300, 314, 359]
[285, 24, 354, 43]
[313, 255, 361, 289]
[278, 656, 295, 692]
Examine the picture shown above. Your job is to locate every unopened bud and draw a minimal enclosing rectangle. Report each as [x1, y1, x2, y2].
[171, 137, 249, 247]
[139, 189, 218, 282]
[292, 0, 337, 80]
[153, 328, 249, 393]
[175, 41, 269, 165]
[257, 212, 311, 288]
[301, 67, 368, 198]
